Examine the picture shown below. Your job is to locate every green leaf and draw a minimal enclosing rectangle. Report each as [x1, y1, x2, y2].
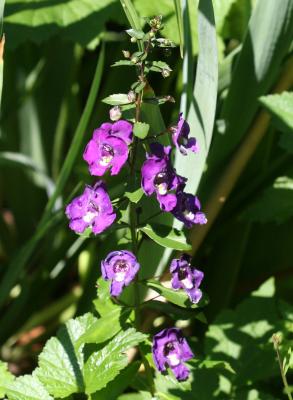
[6, 374, 53, 400]
[209, 0, 293, 171]
[133, 122, 150, 139]
[35, 313, 97, 398]
[260, 92, 293, 134]
[112, 60, 134, 67]
[102, 93, 131, 106]
[84, 328, 147, 394]
[0, 361, 14, 398]
[143, 279, 207, 308]
[125, 187, 144, 203]
[92, 361, 141, 400]
[147, 61, 172, 73]
[173, 0, 218, 203]
[173, 0, 184, 58]
[77, 307, 126, 346]
[120, 0, 144, 52]
[4, 0, 122, 49]
[126, 29, 144, 39]
[140, 224, 192, 251]
[243, 176, 293, 223]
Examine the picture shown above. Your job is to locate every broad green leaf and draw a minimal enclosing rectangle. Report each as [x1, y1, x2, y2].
[84, 328, 147, 394]
[94, 277, 118, 316]
[0, 361, 14, 398]
[35, 313, 97, 398]
[209, 0, 293, 171]
[133, 122, 150, 139]
[6, 374, 53, 400]
[77, 307, 125, 345]
[102, 93, 131, 106]
[259, 92, 293, 133]
[118, 392, 153, 400]
[204, 278, 289, 384]
[92, 361, 141, 400]
[4, 0, 122, 49]
[144, 279, 207, 308]
[140, 224, 192, 251]
[125, 187, 144, 203]
[243, 176, 293, 223]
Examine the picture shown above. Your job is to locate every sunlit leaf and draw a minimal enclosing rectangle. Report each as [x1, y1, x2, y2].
[140, 224, 192, 251]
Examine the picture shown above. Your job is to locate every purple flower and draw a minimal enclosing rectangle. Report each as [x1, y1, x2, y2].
[170, 254, 204, 303]
[172, 113, 199, 155]
[141, 143, 186, 211]
[83, 120, 133, 176]
[101, 250, 140, 296]
[65, 181, 116, 235]
[152, 328, 194, 381]
[172, 191, 207, 227]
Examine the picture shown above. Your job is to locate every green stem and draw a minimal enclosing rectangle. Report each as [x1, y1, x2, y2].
[272, 334, 293, 400]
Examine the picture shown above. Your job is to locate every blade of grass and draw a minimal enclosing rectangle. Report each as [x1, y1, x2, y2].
[173, 0, 184, 58]
[120, 0, 143, 51]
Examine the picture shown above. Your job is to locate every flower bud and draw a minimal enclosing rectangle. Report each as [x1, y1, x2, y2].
[122, 50, 130, 58]
[162, 68, 171, 78]
[130, 37, 137, 43]
[109, 106, 122, 121]
[127, 90, 136, 103]
[131, 57, 138, 64]
[149, 31, 155, 38]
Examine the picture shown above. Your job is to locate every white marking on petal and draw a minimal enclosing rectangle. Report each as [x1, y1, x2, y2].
[83, 211, 96, 223]
[181, 278, 193, 290]
[167, 353, 181, 367]
[115, 271, 126, 282]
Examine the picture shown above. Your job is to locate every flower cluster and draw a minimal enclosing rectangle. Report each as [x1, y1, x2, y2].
[64, 20, 207, 385]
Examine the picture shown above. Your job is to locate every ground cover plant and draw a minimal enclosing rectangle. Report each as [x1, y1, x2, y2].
[0, 0, 292, 399]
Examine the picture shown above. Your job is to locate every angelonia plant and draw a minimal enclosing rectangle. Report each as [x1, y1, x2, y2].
[0, 15, 209, 400]
[65, 14, 207, 386]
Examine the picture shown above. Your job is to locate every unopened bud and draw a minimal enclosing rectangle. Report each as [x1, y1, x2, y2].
[131, 57, 138, 64]
[162, 68, 171, 78]
[130, 37, 137, 43]
[127, 90, 136, 102]
[149, 31, 155, 38]
[109, 106, 122, 121]
[122, 50, 130, 58]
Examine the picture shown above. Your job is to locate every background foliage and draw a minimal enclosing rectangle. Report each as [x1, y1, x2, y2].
[0, 0, 292, 398]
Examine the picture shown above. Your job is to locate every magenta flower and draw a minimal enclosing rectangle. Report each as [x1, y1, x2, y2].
[172, 191, 207, 227]
[65, 181, 116, 235]
[101, 250, 140, 296]
[172, 113, 199, 155]
[141, 143, 186, 211]
[152, 328, 194, 381]
[83, 120, 133, 176]
[170, 254, 204, 303]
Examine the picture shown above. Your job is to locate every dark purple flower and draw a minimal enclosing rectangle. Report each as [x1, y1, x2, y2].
[152, 328, 194, 381]
[101, 250, 140, 296]
[170, 254, 204, 303]
[141, 143, 186, 211]
[172, 113, 199, 155]
[83, 120, 133, 176]
[65, 181, 116, 235]
[172, 191, 207, 227]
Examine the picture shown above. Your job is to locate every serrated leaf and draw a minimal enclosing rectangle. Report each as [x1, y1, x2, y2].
[112, 60, 134, 67]
[126, 29, 144, 39]
[77, 307, 126, 346]
[102, 94, 131, 106]
[84, 328, 147, 394]
[92, 361, 141, 400]
[125, 187, 144, 203]
[0, 361, 14, 398]
[260, 92, 293, 134]
[35, 313, 97, 398]
[144, 279, 208, 308]
[6, 374, 53, 400]
[147, 60, 172, 73]
[133, 122, 150, 139]
[140, 224, 192, 251]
